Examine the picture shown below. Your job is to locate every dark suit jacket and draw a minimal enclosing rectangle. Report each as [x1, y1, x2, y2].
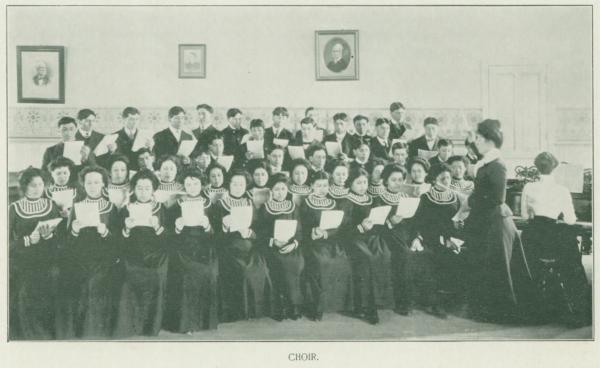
[389, 122, 409, 140]
[112, 128, 142, 171]
[41, 141, 96, 174]
[324, 133, 353, 157]
[152, 128, 195, 159]
[428, 155, 446, 169]
[349, 159, 374, 173]
[291, 129, 326, 147]
[76, 130, 104, 152]
[327, 58, 349, 73]
[264, 126, 294, 150]
[222, 126, 249, 157]
[191, 125, 219, 158]
[408, 135, 440, 159]
[370, 137, 391, 161]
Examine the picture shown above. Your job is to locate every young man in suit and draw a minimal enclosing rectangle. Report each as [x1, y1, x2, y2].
[324, 112, 353, 160]
[349, 138, 373, 173]
[267, 145, 287, 176]
[264, 106, 294, 150]
[408, 117, 441, 159]
[304, 107, 328, 136]
[152, 106, 195, 160]
[42, 116, 94, 173]
[370, 118, 392, 161]
[222, 107, 248, 157]
[237, 119, 268, 169]
[191, 104, 218, 153]
[352, 114, 372, 150]
[428, 138, 454, 168]
[292, 116, 322, 147]
[112, 106, 152, 171]
[76, 109, 106, 153]
[305, 143, 328, 176]
[389, 102, 413, 141]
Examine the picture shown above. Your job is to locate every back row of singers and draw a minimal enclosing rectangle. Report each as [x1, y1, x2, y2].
[41, 104, 480, 176]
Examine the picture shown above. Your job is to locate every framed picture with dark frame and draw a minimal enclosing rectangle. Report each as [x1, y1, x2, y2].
[17, 45, 65, 103]
[179, 44, 207, 78]
[315, 30, 359, 81]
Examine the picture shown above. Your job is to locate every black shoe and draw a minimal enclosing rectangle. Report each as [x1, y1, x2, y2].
[289, 306, 302, 320]
[430, 305, 448, 319]
[394, 306, 411, 316]
[366, 309, 380, 325]
[314, 311, 323, 321]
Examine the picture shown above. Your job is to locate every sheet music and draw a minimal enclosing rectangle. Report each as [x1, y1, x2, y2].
[181, 200, 205, 227]
[288, 146, 306, 160]
[247, 140, 265, 159]
[216, 156, 234, 171]
[74, 202, 100, 227]
[273, 138, 289, 148]
[229, 206, 253, 232]
[325, 141, 342, 157]
[418, 149, 438, 160]
[93, 134, 119, 156]
[63, 141, 84, 165]
[177, 139, 197, 157]
[52, 189, 74, 209]
[128, 202, 153, 227]
[274, 219, 297, 243]
[131, 130, 153, 152]
[395, 197, 420, 218]
[319, 210, 344, 230]
[368, 205, 392, 225]
[108, 188, 129, 208]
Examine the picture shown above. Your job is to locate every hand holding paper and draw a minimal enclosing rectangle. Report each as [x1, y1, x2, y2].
[319, 210, 344, 230]
[94, 134, 119, 156]
[368, 205, 392, 225]
[229, 206, 253, 232]
[128, 203, 153, 227]
[74, 202, 100, 227]
[395, 197, 420, 218]
[247, 140, 265, 159]
[177, 139, 197, 157]
[181, 200, 205, 227]
[274, 219, 297, 243]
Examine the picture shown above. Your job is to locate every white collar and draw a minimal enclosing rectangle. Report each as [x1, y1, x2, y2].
[169, 126, 182, 140]
[354, 157, 368, 165]
[377, 136, 388, 145]
[539, 174, 555, 183]
[336, 132, 346, 141]
[125, 127, 137, 136]
[79, 128, 92, 138]
[229, 123, 240, 131]
[425, 136, 436, 142]
[480, 147, 501, 165]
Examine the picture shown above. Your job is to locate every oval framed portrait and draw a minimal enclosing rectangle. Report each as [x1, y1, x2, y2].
[315, 30, 359, 81]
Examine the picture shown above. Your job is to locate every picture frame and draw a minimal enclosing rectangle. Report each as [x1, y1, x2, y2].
[315, 30, 359, 81]
[179, 44, 207, 78]
[17, 45, 65, 103]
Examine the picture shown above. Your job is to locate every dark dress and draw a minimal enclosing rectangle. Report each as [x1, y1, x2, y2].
[464, 158, 535, 321]
[255, 197, 305, 318]
[340, 192, 394, 314]
[373, 189, 413, 312]
[114, 200, 169, 337]
[328, 184, 349, 200]
[9, 197, 61, 340]
[367, 182, 386, 199]
[410, 188, 461, 309]
[165, 195, 218, 332]
[56, 197, 120, 339]
[521, 217, 591, 326]
[213, 193, 273, 321]
[300, 194, 353, 318]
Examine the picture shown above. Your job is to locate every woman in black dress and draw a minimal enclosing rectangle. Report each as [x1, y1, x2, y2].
[202, 163, 228, 202]
[367, 157, 387, 198]
[104, 155, 131, 210]
[327, 159, 350, 199]
[213, 169, 273, 321]
[464, 119, 535, 323]
[165, 168, 218, 333]
[520, 152, 591, 326]
[300, 171, 353, 320]
[255, 173, 304, 320]
[288, 158, 312, 206]
[9, 167, 62, 340]
[56, 166, 120, 339]
[372, 164, 413, 315]
[114, 169, 170, 337]
[410, 164, 460, 318]
[156, 155, 184, 209]
[340, 167, 393, 324]
[247, 159, 271, 208]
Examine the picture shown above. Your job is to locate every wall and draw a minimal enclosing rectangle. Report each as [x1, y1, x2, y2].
[6, 5, 593, 172]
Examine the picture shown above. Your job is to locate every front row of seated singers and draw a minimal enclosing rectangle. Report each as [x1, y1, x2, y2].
[9, 119, 591, 340]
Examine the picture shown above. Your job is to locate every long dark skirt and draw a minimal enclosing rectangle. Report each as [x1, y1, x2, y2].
[165, 232, 219, 332]
[114, 259, 168, 337]
[303, 240, 353, 316]
[9, 249, 56, 340]
[380, 224, 411, 311]
[265, 246, 305, 313]
[408, 245, 459, 308]
[465, 204, 536, 322]
[521, 216, 592, 326]
[219, 236, 273, 322]
[347, 235, 393, 312]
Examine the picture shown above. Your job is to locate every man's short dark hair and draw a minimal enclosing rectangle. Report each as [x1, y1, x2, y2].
[250, 119, 265, 129]
[438, 139, 453, 148]
[423, 117, 439, 126]
[305, 143, 326, 158]
[196, 104, 214, 113]
[168, 106, 186, 119]
[375, 118, 391, 127]
[227, 108, 242, 119]
[333, 112, 348, 122]
[122, 106, 140, 119]
[300, 117, 316, 126]
[305, 107, 314, 117]
[77, 109, 96, 121]
[353, 114, 369, 124]
[389, 102, 405, 112]
[272, 106, 289, 117]
[57, 116, 77, 128]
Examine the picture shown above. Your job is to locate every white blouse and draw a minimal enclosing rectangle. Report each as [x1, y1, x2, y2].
[520, 175, 576, 224]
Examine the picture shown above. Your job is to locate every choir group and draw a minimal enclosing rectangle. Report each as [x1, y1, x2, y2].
[9, 103, 592, 340]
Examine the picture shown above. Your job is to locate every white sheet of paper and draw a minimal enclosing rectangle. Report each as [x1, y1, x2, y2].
[325, 141, 342, 157]
[240, 134, 251, 145]
[74, 202, 100, 227]
[418, 149, 438, 160]
[131, 130, 153, 152]
[452, 209, 470, 222]
[154, 189, 184, 203]
[94, 134, 119, 156]
[554, 163, 584, 193]
[450, 237, 465, 246]
[395, 197, 421, 218]
[273, 138, 289, 148]
[398, 184, 422, 197]
[319, 210, 344, 230]
[368, 205, 392, 225]
[274, 219, 297, 243]
[314, 130, 324, 142]
[177, 139, 197, 157]
[108, 188, 129, 207]
[181, 200, 205, 227]
[128, 202, 153, 227]
[63, 141, 84, 165]
[35, 217, 63, 232]
[52, 189, 74, 209]
[229, 206, 253, 232]
[217, 156, 234, 171]
[251, 188, 270, 206]
[453, 147, 468, 156]
[247, 140, 265, 159]
[288, 146, 306, 160]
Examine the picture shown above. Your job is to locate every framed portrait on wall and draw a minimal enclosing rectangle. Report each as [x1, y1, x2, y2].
[179, 44, 206, 78]
[17, 45, 65, 103]
[315, 30, 359, 81]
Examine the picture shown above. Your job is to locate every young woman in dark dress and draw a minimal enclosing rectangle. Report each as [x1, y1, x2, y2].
[202, 163, 228, 203]
[367, 157, 387, 198]
[56, 166, 121, 339]
[165, 168, 218, 333]
[372, 164, 413, 315]
[410, 164, 460, 318]
[104, 155, 132, 210]
[520, 152, 591, 326]
[300, 171, 353, 320]
[463, 119, 535, 323]
[288, 158, 312, 207]
[327, 159, 350, 199]
[255, 173, 304, 321]
[213, 169, 273, 321]
[340, 167, 393, 324]
[9, 167, 62, 340]
[156, 155, 184, 209]
[247, 159, 271, 208]
[114, 169, 170, 337]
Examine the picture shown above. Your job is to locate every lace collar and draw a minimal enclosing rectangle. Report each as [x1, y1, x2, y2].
[379, 189, 408, 205]
[305, 194, 336, 210]
[265, 198, 295, 214]
[12, 197, 53, 219]
[329, 184, 349, 199]
[425, 186, 457, 204]
[220, 192, 252, 211]
[129, 200, 162, 214]
[367, 183, 385, 197]
[77, 196, 114, 214]
[158, 181, 183, 191]
[177, 194, 211, 208]
[289, 183, 312, 195]
[346, 191, 373, 206]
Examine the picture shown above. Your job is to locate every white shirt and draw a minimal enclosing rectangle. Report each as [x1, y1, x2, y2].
[377, 136, 388, 147]
[125, 128, 137, 139]
[473, 147, 501, 175]
[521, 175, 576, 224]
[169, 126, 182, 142]
[425, 136, 437, 150]
[79, 128, 92, 139]
[335, 132, 346, 142]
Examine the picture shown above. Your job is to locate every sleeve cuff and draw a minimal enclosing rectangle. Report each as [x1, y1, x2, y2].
[386, 219, 394, 229]
[155, 226, 164, 236]
[357, 224, 365, 233]
[24, 236, 31, 247]
[42, 232, 54, 240]
[175, 227, 183, 234]
[204, 223, 212, 232]
[122, 228, 130, 238]
[323, 231, 328, 240]
[100, 228, 109, 238]
[71, 229, 80, 237]
[269, 238, 274, 247]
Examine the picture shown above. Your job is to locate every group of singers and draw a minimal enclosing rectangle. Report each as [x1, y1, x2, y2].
[9, 103, 591, 340]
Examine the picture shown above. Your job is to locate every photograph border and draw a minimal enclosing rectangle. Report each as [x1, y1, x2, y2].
[178, 43, 207, 79]
[16, 45, 65, 104]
